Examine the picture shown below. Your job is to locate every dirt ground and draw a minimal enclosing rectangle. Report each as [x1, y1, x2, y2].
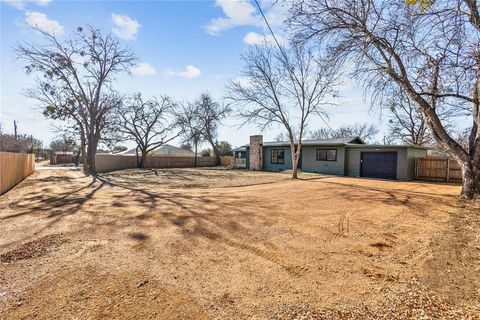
[0, 168, 479, 319]
[99, 167, 306, 189]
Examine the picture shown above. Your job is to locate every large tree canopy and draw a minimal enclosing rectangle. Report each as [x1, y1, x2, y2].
[227, 42, 339, 178]
[16, 26, 135, 175]
[176, 101, 205, 165]
[115, 93, 179, 168]
[309, 123, 379, 143]
[194, 93, 230, 164]
[289, 0, 480, 198]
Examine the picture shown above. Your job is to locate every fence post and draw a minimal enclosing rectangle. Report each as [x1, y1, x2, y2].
[446, 159, 450, 182]
[415, 157, 419, 180]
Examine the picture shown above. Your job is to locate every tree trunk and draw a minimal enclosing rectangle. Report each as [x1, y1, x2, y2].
[296, 143, 302, 179]
[460, 160, 480, 199]
[207, 138, 220, 165]
[77, 125, 88, 175]
[290, 143, 298, 179]
[86, 135, 97, 175]
[80, 133, 88, 175]
[139, 150, 147, 168]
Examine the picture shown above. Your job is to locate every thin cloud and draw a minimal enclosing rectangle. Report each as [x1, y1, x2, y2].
[111, 13, 140, 40]
[25, 11, 64, 36]
[5, 0, 52, 10]
[232, 76, 252, 88]
[205, 0, 288, 36]
[130, 63, 157, 76]
[206, 0, 261, 35]
[166, 65, 201, 79]
[243, 31, 284, 45]
[36, 0, 51, 6]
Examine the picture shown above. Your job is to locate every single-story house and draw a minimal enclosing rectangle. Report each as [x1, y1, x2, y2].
[242, 135, 429, 181]
[121, 144, 195, 157]
[233, 146, 248, 168]
[50, 151, 78, 165]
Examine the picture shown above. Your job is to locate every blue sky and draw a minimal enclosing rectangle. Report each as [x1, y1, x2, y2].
[1, 0, 385, 149]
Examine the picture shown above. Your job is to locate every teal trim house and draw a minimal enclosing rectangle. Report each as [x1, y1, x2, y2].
[243, 136, 429, 181]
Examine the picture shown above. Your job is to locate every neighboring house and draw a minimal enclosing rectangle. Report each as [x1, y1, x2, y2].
[233, 146, 247, 159]
[50, 151, 77, 165]
[244, 135, 429, 181]
[233, 146, 248, 168]
[121, 144, 195, 157]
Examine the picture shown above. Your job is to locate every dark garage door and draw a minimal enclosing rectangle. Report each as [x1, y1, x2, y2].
[360, 152, 397, 180]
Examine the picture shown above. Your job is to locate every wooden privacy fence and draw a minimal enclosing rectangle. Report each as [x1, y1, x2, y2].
[96, 154, 218, 172]
[0, 152, 35, 195]
[416, 157, 462, 183]
[145, 156, 217, 168]
[220, 156, 235, 166]
[96, 154, 137, 172]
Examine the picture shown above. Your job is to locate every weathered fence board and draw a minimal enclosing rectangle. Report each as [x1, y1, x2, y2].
[95, 154, 137, 172]
[220, 156, 235, 166]
[447, 160, 462, 182]
[144, 156, 217, 168]
[416, 157, 462, 183]
[96, 154, 217, 172]
[0, 152, 35, 195]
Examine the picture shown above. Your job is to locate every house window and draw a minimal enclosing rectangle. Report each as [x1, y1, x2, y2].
[271, 149, 285, 164]
[316, 149, 337, 161]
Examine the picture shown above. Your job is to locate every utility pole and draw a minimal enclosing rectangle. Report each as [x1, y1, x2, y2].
[14, 120, 18, 140]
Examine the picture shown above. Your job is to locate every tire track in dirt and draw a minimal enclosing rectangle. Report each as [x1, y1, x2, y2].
[194, 226, 309, 276]
[421, 201, 480, 306]
[2, 267, 211, 320]
[337, 211, 351, 237]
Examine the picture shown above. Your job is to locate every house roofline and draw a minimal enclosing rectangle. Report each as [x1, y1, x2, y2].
[243, 142, 432, 149]
[344, 143, 432, 149]
[243, 136, 365, 148]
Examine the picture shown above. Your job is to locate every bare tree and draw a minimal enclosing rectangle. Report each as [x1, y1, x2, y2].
[0, 132, 42, 154]
[309, 123, 379, 142]
[216, 141, 234, 156]
[16, 26, 135, 175]
[289, 0, 480, 198]
[195, 93, 230, 164]
[116, 93, 179, 168]
[0, 122, 43, 155]
[177, 102, 204, 166]
[274, 131, 291, 142]
[457, 127, 472, 152]
[227, 42, 339, 178]
[387, 91, 432, 146]
[51, 122, 85, 166]
[304, 128, 330, 140]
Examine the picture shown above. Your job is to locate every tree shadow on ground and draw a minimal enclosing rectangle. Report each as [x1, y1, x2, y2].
[421, 201, 480, 305]
[99, 168, 309, 189]
[302, 179, 458, 213]
[0, 169, 460, 274]
[1, 170, 271, 252]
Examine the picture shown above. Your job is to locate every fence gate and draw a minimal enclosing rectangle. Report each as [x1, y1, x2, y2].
[416, 157, 462, 183]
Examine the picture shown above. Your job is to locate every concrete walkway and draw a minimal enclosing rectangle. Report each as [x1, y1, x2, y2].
[36, 166, 81, 171]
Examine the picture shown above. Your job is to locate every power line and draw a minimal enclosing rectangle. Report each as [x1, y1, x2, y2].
[253, 0, 289, 63]
[253, 0, 335, 131]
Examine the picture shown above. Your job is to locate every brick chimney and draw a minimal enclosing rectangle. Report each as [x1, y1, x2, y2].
[249, 135, 263, 171]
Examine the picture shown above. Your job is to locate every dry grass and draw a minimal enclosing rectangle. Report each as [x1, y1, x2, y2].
[0, 168, 478, 319]
[99, 167, 320, 189]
